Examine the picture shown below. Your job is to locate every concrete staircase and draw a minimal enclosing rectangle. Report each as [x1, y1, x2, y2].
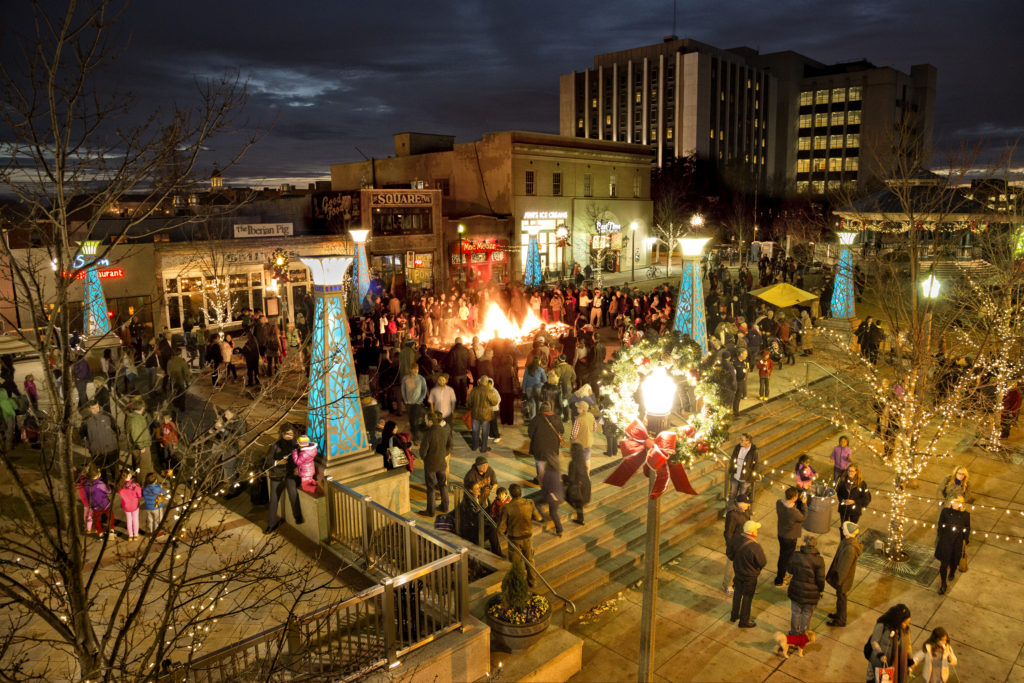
[524, 388, 847, 622]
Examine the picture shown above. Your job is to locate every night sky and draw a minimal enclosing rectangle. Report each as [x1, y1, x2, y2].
[5, 0, 1023, 188]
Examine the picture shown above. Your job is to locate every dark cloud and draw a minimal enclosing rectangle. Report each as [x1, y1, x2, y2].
[3, 0, 1021, 185]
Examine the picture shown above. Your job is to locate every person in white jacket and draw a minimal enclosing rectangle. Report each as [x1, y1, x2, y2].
[912, 627, 957, 683]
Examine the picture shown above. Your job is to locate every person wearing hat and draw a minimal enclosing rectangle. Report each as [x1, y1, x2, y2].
[550, 354, 576, 422]
[497, 484, 544, 587]
[463, 455, 498, 507]
[786, 534, 825, 651]
[825, 521, 862, 627]
[722, 493, 752, 592]
[727, 519, 766, 627]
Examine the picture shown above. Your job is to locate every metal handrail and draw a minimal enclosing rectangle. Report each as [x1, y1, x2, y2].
[802, 360, 866, 397]
[446, 481, 577, 618]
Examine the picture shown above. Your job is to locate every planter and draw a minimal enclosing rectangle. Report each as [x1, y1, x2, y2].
[485, 595, 551, 653]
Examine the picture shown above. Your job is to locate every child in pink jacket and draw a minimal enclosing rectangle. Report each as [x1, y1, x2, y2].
[292, 435, 319, 494]
[117, 470, 143, 540]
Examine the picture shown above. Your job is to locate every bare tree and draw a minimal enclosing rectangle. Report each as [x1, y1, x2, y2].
[578, 201, 614, 288]
[0, 3, 342, 680]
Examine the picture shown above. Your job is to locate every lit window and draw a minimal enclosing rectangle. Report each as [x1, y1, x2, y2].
[815, 113, 828, 127]
[797, 159, 810, 173]
[577, 118, 584, 129]
[847, 110, 862, 125]
[721, 91, 725, 101]
[609, 173, 617, 197]
[798, 137, 811, 151]
[814, 136, 827, 150]
[650, 128, 657, 141]
[845, 157, 859, 171]
[745, 154, 750, 163]
[846, 133, 860, 147]
[830, 134, 844, 148]
[591, 97, 597, 108]
[799, 114, 812, 128]
[816, 89, 828, 104]
[800, 91, 813, 106]
[756, 81, 760, 91]
[797, 180, 810, 192]
[832, 88, 846, 103]
[605, 114, 612, 126]
[849, 86, 862, 101]
[755, 99, 759, 110]
[829, 157, 843, 172]
[525, 170, 535, 195]
[583, 173, 592, 197]
[635, 91, 642, 103]
[667, 126, 674, 140]
[812, 180, 825, 193]
[761, 138, 765, 147]
[813, 158, 827, 172]
[831, 111, 845, 126]
[828, 180, 841, 191]
[552, 172, 562, 196]
[755, 118, 760, 128]
[719, 130, 724, 140]
[710, 129, 716, 139]
[747, 78, 752, 88]
[651, 89, 658, 98]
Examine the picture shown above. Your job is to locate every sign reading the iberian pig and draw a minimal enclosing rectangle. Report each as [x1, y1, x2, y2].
[233, 223, 293, 239]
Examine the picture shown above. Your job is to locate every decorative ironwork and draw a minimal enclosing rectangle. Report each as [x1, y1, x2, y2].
[354, 242, 370, 305]
[831, 244, 855, 318]
[523, 234, 542, 286]
[81, 241, 111, 336]
[672, 260, 707, 356]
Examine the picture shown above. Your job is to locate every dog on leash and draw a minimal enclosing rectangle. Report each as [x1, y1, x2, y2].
[773, 630, 816, 658]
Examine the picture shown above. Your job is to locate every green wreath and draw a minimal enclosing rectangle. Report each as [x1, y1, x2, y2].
[600, 335, 732, 466]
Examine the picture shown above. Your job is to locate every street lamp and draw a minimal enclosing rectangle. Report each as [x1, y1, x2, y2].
[457, 224, 465, 288]
[629, 221, 639, 281]
[349, 228, 370, 309]
[672, 236, 712, 356]
[690, 214, 704, 230]
[830, 231, 857, 319]
[556, 223, 569, 283]
[637, 366, 677, 683]
[921, 274, 941, 299]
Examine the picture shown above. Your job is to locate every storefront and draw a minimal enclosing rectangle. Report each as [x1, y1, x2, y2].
[449, 238, 510, 287]
[360, 188, 445, 297]
[520, 211, 568, 278]
[589, 219, 624, 272]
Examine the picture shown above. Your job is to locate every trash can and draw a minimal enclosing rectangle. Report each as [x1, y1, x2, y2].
[803, 484, 834, 534]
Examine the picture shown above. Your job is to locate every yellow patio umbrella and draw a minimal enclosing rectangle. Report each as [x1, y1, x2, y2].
[748, 282, 819, 308]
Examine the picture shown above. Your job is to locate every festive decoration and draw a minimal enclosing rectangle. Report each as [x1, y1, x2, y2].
[830, 232, 855, 319]
[523, 227, 542, 287]
[80, 241, 111, 336]
[605, 419, 697, 498]
[671, 237, 711, 355]
[269, 248, 290, 282]
[601, 335, 731, 489]
[301, 256, 368, 459]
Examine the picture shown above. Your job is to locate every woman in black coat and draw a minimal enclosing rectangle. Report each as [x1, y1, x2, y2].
[934, 496, 970, 594]
[375, 420, 398, 469]
[564, 443, 592, 525]
[836, 463, 871, 528]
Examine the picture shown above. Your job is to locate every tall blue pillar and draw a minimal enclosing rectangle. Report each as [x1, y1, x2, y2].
[523, 229, 542, 287]
[81, 240, 111, 336]
[671, 238, 710, 357]
[349, 229, 371, 309]
[301, 256, 367, 460]
[830, 232, 856, 319]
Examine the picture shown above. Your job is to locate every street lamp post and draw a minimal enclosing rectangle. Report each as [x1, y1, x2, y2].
[630, 221, 638, 281]
[349, 228, 370, 311]
[637, 367, 677, 683]
[672, 236, 712, 356]
[457, 223, 465, 289]
[921, 274, 941, 355]
[556, 223, 569, 284]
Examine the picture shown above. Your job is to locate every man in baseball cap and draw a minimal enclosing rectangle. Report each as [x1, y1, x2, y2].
[727, 519, 766, 628]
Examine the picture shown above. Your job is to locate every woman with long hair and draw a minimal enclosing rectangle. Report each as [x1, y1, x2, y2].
[912, 627, 958, 683]
[935, 496, 970, 594]
[866, 603, 913, 683]
[939, 465, 971, 503]
[836, 464, 871, 530]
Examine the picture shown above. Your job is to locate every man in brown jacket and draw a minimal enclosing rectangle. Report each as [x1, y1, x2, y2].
[468, 376, 500, 453]
[497, 484, 543, 586]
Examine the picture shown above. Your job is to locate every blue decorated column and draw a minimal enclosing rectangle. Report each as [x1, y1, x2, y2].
[300, 256, 368, 461]
[349, 229, 371, 310]
[81, 241, 111, 337]
[830, 232, 856, 319]
[523, 224, 542, 287]
[671, 237, 711, 356]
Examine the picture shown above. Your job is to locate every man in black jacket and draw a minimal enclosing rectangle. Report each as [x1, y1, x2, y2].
[446, 337, 472, 407]
[727, 434, 758, 507]
[264, 424, 302, 533]
[786, 535, 825, 648]
[727, 520, 766, 627]
[528, 402, 563, 485]
[775, 487, 806, 586]
[826, 521, 863, 627]
[722, 493, 751, 592]
[419, 412, 452, 517]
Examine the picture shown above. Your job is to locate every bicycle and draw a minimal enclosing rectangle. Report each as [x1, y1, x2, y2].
[647, 264, 661, 279]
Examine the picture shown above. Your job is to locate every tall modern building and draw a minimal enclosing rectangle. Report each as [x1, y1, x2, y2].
[560, 37, 936, 194]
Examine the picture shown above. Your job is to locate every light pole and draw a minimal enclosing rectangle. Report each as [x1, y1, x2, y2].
[349, 228, 370, 311]
[637, 366, 677, 683]
[689, 214, 704, 276]
[457, 223, 465, 288]
[921, 274, 941, 355]
[556, 223, 569, 283]
[630, 221, 638, 281]
[672, 236, 712, 356]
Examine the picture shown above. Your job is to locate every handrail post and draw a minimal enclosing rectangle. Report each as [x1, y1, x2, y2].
[382, 578, 397, 665]
[285, 616, 302, 670]
[458, 547, 470, 627]
[404, 521, 414, 573]
[361, 494, 373, 565]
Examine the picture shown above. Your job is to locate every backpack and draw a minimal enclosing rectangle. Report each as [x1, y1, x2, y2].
[434, 512, 454, 533]
[87, 481, 110, 511]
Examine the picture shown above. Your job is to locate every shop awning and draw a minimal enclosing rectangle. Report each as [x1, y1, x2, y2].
[748, 282, 819, 308]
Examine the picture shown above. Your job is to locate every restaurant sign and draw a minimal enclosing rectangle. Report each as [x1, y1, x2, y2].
[233, 223, 294, 238]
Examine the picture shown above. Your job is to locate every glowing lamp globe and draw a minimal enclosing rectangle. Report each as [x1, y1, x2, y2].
[349, 228, 370, 244]
[921, 275, 941, 299]
[690, 214, 704, 229]
[641, 366, 677, 417]
[524, 223, 542, 237]
[677, 236, 710, 258]
[837, 232, 856, 246]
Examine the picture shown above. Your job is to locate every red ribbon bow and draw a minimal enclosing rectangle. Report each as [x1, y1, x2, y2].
[604, 418, 698, 499]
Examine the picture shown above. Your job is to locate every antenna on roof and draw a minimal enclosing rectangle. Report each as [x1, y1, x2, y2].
[663, 0, 678, 42]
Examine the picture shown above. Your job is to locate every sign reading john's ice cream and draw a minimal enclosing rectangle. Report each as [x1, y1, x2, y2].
[233, 223, 294, 238]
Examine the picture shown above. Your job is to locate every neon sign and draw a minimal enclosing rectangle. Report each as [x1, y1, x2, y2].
[62, 267, 125, 280]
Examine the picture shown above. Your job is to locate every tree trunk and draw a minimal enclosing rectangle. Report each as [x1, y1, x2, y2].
[884, 476, 909, 562]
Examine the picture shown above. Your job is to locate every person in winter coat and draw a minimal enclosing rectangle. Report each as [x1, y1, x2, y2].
[935, 496, 970, 594]
[446, 337, 473, 407]
[757, 348, 773, 400]
[785, 535, 825, 652]
[0, 389, 18, 451]
[727, 520, 766, 628]
[775, 487, 806, 586]
[81, 401, 120, 477]
[564, 443, 591, 525]
[727, 433, 758, 506]
[125, 402, 155, 475]
[141, 472, 166, 535]
[830, 436, 853, 483]
[521, 357, 547, 421]
[291, 435, 319, 493]
[939, 465, 971, 503]
[263, 424, 303, 533]
[722, 493, 751, 592]
[497, 484, 543, 586]
[570, 400, 596, 474]
[911, 627, 958, 683]
[419, 411, 451, 517]
[836, 464, 871, 529]
[84, 468, 114, 535]
[826, 521, 863, 627]
[528, 401, 563, 485]
[242, 336, 261, 387]
[468, 377, 500, 453]
[866, 604, 913, 683]
[117, 470, 143, 540]
[463, 456, 498, 507]
[540, 448, 565, 537]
